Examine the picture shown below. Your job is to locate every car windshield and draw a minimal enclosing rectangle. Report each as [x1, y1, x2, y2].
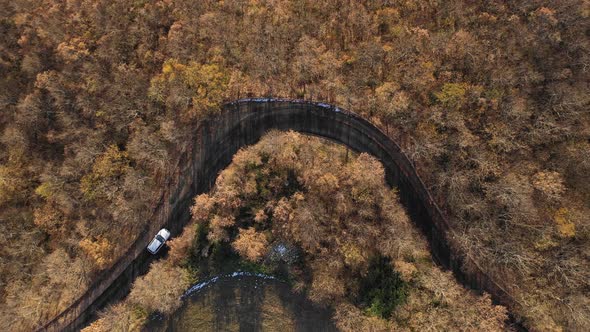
[148, 238, 162, 252]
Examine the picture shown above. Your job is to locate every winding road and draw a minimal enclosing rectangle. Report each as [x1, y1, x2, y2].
[38, 99, 520, 331]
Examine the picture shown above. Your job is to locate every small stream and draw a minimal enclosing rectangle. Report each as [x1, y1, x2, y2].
[145, 272, 337, 331]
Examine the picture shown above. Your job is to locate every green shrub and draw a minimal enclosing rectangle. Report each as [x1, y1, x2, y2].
[358, 256, 407, 319]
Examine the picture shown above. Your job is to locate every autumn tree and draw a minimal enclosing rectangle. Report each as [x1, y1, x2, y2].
[232, 227, 268, 262]
[148, 59, 229, 123]
[0, 155, 31, 207]
[291, 36, 341, 99]
[80, 145, 130, 203]
[79, 237, 115, 270]
[128, 261, 189, 315]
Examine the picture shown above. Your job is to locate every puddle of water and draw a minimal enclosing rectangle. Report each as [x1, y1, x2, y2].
[145, 274, 337, 332]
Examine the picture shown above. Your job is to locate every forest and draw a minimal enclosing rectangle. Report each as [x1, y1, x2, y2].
[0, 0, 588, 331]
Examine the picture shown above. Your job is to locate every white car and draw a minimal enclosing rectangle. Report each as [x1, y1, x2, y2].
[147, 228, 171, 254]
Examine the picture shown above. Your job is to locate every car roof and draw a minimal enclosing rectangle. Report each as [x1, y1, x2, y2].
[147, 238, 162, 252]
